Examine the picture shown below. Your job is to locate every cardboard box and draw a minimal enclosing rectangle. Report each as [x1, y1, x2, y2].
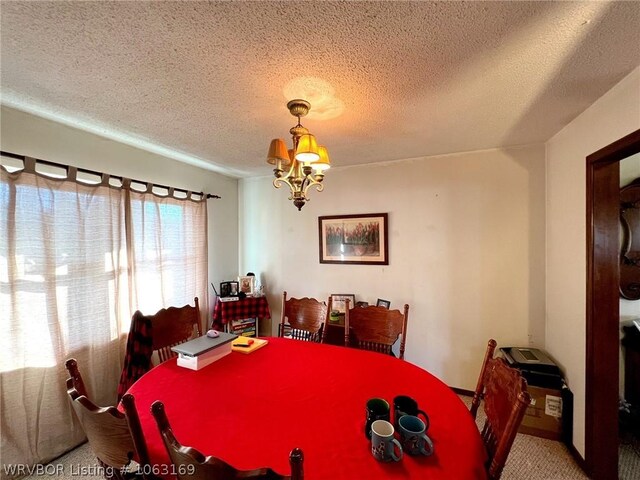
[176, 342, 232, 370]
[172, 332, 236, 371]
[519, 385, 563, 440]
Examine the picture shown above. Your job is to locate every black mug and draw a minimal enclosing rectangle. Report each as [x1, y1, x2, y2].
[393, 395, 429, 431]
[365, 398, 390, 439]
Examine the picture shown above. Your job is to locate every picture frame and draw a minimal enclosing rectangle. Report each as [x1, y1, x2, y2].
[376, 298, 391, 309]
[318, 213, 388, 265]
[220, 281, 239, 297]
[238, 276, 255, 295]
[330, 294, 356, 314]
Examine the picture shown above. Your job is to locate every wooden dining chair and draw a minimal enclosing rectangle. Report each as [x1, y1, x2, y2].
[150, 400, 304, 480]
[65, 359, 147, 480]
[117, 298, 201, 401]
[279, 291, 327, 343]
[344, 299, 410, 359]
[468, 341, 532, 480]
[470, 339, 498, 419]
[148, 297, 202, 362]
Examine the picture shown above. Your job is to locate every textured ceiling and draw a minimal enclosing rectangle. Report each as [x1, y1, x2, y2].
[1, 1, 639, 177]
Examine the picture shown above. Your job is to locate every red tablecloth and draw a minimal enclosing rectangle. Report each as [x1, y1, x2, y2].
[212, 296, 271, 326]
[125, 338, 487, 480]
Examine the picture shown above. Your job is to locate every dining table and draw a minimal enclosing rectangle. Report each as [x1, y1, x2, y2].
[125, 337, 488, 479]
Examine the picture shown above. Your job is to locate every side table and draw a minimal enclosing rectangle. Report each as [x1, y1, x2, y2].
[212, 296, 271, 336]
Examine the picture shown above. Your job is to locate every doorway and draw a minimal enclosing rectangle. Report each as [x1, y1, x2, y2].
[586, 129, 640, 479]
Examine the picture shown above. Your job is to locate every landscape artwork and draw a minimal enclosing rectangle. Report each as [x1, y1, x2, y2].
[318, 213, 388, 265]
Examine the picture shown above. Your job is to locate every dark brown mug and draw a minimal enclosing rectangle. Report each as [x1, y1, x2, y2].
[393, 395, 429, 432]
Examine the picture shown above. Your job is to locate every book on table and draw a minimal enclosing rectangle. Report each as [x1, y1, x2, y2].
[231, 336, 268, 354]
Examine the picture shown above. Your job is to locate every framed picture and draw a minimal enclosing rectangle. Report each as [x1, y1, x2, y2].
[376, 298, 391, 309]
[319, 213, 388, 265]
[238, 276, 255, 295]
[330, 294, 356, 314]
[220, 281, 239, 297]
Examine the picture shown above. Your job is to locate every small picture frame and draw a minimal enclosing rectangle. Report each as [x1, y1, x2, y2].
[355, 301, 369, 308]
[220, 281, 239, 297]
[238, 276, 255, 295]
[330, 294, 356, 314]
[376, 298, 391, 309]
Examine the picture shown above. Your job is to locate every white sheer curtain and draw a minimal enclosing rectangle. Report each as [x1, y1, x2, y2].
[127, 190, 208, 329]
[0, 161, 208, 477]
[0, 168, 129, 476]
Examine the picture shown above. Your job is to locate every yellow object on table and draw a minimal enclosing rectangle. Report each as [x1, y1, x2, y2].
[231, 336, 269, 354]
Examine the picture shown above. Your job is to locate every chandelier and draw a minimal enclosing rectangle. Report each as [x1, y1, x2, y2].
[266, 99, 331, 210]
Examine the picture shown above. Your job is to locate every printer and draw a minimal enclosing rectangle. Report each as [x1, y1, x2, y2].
[499, 346, 563, 389]
[499, 346, 572, 444]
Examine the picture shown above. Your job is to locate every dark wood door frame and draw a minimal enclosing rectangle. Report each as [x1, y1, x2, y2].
[586, 129, 640, 479]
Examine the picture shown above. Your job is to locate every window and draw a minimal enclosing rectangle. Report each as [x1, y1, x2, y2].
[0, 160, 208, 469]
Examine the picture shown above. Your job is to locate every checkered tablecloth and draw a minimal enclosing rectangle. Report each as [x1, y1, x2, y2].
[212, 296, 271, 325]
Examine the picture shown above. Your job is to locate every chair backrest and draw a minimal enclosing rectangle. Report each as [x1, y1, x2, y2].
[147, 297, 202, 362]
[470, 339, 498, 419]
[344, 300, 409, 359]
[476, 352, 531, 480]
[65, 359, 137, 473]
[150, 400, 304, 480]
[66, 357, 89, 397]
[279, 291, 327, 343]
[321, 295, 337, 344]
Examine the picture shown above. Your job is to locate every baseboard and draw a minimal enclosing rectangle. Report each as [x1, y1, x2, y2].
[567, 442, 588, 475]
[451, 387, 474, 397]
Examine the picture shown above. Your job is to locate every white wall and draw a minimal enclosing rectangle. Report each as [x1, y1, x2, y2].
[0, 106, 239, 319]
[545, 66, 640, 458]
[240, 144, 546, 390]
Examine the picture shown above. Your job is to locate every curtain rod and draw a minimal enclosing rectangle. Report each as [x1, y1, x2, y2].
[0, 150, 222, 200]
